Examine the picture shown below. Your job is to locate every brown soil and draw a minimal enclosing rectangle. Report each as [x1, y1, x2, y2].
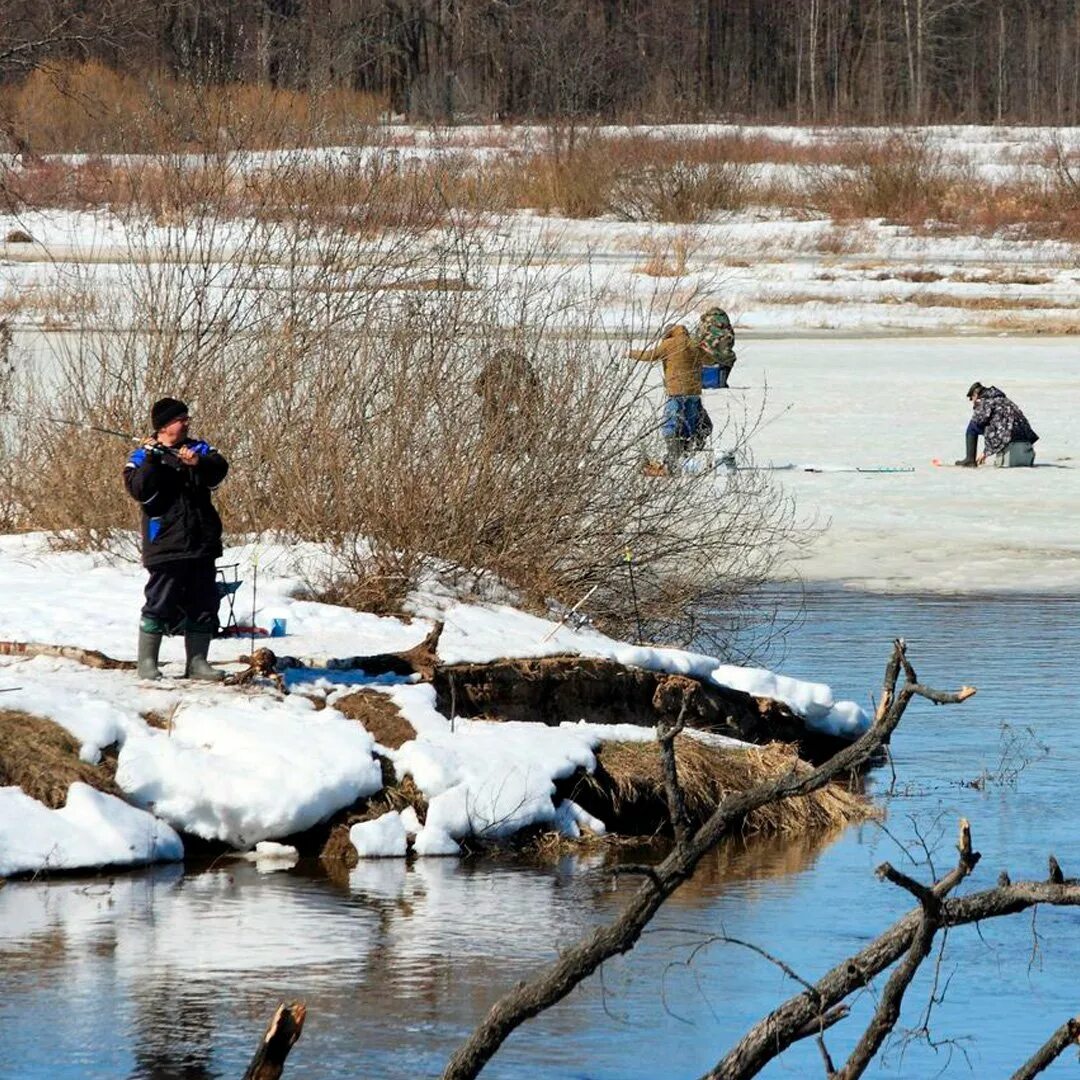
[334, 690, 417, 749]
[0, 708, 122, 808]
[434, 656, 853, 764]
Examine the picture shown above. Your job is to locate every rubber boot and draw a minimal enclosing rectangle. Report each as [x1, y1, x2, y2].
[184, 631, 224, 682]
[955, 431, 979, 467]
[137, 628, 163, 681]
[663, 434, 686, 474]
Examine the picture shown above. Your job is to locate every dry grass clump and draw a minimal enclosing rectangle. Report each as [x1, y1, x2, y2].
[948, 269, 1053, 286]
[810, 225, 865, 255]
[889, 293, 1078, 311]
[0, 709, 122, 808]
[334, 690, 417, 750]
[0, 284, 98, 327]
[319, 824, 359, 866]
[363, 773, 427, 820]
[634, 233, 698, 277]
[984, 317, 1080, 335]
[584, 736, 872, 836]
[877, 268, 944, 283]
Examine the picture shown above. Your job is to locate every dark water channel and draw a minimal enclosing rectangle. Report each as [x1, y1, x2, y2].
[2, 591, 1078, 1079]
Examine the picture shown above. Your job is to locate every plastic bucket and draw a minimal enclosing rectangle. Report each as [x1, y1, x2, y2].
[701, 365, 726, 389]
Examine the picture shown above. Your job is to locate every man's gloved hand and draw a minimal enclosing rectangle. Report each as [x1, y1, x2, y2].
[144, 440, 183, 468]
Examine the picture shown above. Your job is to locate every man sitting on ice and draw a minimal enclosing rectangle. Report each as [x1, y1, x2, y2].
[956, 382, 1039, 468]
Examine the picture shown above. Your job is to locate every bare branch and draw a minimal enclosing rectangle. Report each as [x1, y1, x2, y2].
[831, 913, 938, 1080]
[708, 875, 1080, 1080]
[442, 641, 975, 1080]
[1009, 1016, 1080, 1080]
[656, 694, 690, 844]
[876, 862, 937, 905]
[830, 819, 981, 1080]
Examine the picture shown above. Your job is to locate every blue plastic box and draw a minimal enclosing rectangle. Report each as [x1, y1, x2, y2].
[701, 365, 727, 389]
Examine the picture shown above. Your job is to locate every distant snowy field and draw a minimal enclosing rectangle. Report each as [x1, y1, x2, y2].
[720, 335, 1080, 594]
[2, 124, 1078, 337]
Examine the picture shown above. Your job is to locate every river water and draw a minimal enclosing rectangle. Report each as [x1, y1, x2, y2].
[2, 590, 1077, 1079]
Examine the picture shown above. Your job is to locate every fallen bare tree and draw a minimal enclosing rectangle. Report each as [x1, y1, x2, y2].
[440, 638, 974, 1078]
[709, 823, 1080, 1079]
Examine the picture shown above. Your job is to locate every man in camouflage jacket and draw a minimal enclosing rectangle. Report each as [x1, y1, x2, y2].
[957, 383, 1039, 468]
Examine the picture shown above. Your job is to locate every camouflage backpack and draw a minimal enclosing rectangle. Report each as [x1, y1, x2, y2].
[696, 307, 736, 368]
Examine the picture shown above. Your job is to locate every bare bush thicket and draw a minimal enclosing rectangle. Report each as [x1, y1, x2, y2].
[803, 131, 957, 222]
[610, 161, 751, 223]
[1, 60, 386, 155]
[6, 137, 801, 656]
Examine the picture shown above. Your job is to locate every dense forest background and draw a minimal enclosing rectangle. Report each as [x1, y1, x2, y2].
[1, 0, 1079, 125]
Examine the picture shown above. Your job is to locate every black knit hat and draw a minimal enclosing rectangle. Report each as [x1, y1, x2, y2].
[151, 397, 189, 431]
[965, 382, 983, 400]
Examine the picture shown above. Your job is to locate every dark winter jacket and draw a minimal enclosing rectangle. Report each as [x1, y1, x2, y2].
[967, 386, 1038, 455]
[124, 438, 228, 568]
[474, 350, 542, 425]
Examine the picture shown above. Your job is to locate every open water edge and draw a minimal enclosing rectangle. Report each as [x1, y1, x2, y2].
[1, 590, 1078, 1079]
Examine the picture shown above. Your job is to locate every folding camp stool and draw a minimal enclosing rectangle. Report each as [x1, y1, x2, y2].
[216, 562, 242, 637]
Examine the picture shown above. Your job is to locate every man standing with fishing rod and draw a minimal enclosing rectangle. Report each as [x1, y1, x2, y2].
[123, 397, 228, 682]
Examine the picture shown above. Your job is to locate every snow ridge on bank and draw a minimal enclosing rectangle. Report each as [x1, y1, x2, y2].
[0, 536, 868, 876]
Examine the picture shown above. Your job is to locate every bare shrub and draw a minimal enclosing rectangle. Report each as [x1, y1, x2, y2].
[610, 160, 749, 222]
[8, 143, 801, 657]
[505, 144, 616, 218]
[806, 131, 956, 223]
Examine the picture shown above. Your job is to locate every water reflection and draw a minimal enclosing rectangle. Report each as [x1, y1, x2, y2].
[0, 827, 849, 1079]
[3, 591, 1078, 1078]
[130, 986, 216, 1080]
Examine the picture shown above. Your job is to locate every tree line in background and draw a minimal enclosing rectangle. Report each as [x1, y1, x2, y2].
[2, 0, 1079, 128]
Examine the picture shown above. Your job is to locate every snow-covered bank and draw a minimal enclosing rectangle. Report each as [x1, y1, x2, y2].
[0, 783, 182, 877]
[0, 535, 870, 877]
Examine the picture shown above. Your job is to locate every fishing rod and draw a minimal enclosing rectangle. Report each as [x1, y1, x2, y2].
[2, 408, 183, 459]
